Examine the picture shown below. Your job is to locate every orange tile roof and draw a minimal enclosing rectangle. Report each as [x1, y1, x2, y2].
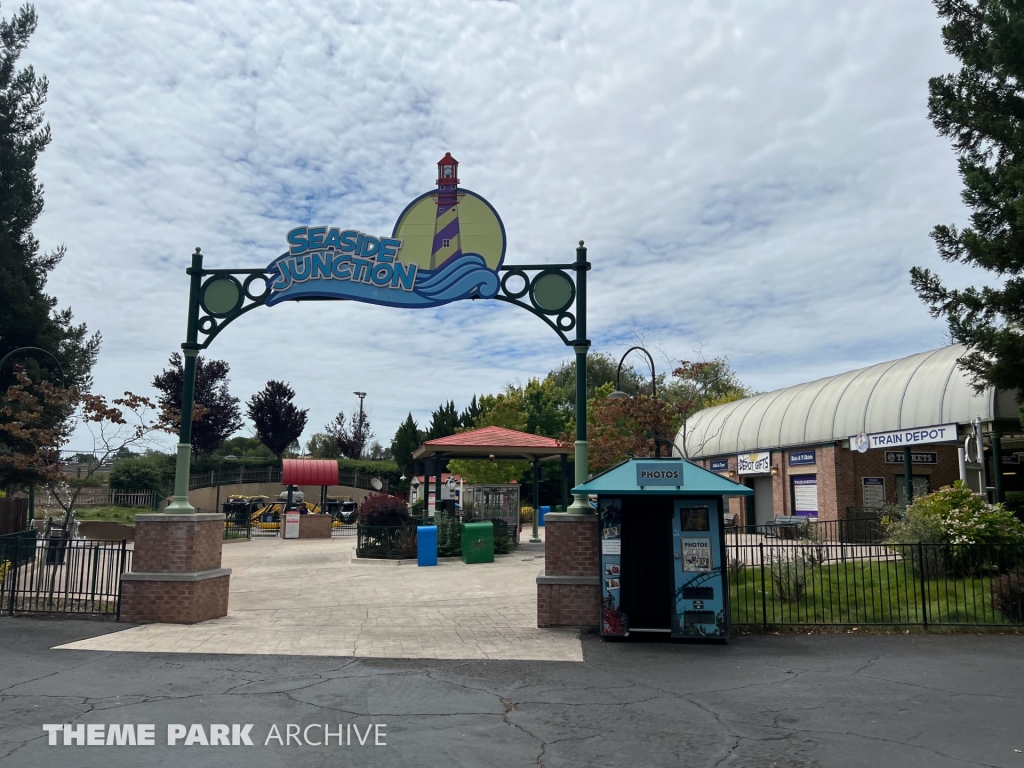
[424, 425, 563, 449]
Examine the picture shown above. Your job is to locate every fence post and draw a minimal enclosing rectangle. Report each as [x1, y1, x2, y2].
[117, 539, 127, 621]
[917, 542, 928, 629]
[759, 542, 767, 631]
[7, 540, 22, 615]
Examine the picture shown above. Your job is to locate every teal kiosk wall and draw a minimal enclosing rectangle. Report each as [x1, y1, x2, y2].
[572, 458, 752, 641]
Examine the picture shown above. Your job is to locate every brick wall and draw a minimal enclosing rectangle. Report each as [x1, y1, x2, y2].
[537, 584, 600, 627]
[293, 514, 332, 539]
[132, 516, 224, 573]
[121, 575, 229, 624]
[848, 444, 961, 507]
[543, 515, 598, 577]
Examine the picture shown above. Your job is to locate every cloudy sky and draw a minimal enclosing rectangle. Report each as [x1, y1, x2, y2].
[24, 0, 975, 451]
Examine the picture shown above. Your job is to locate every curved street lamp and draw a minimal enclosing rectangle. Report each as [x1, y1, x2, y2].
[608, 346, 656, 401]
[606, 345, 671, 458]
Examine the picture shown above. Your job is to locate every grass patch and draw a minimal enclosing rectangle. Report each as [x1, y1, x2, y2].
[730, 559, 1023, 627]
[70, 506, 141, 524]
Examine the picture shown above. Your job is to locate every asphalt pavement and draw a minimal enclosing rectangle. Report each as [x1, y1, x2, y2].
[0, 618, 1022, 767]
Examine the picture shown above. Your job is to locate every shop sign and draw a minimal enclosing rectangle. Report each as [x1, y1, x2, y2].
[635, 462, 684, 486]
[788, 450, 816, 466]
[737, 452, 770, 475]
[862, 477, 885, 507]
[792, 475, 818, 515]
[850, 423, 958, 452]
[885, 451, 938, 464]
[709, 459, 729, 473]
[1003, 454, 1020, 465]
[267, 187, 506, 309]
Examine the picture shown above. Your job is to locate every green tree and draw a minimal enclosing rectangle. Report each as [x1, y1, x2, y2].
[390, 414, 422, 488]
[910, 0, 1024, 424]
[246, 380, 308, 459]
[109, 454, 174, 493]
[448, 387, 532, 485]
[0, 4, 101, 487]
[524, 377, 566, 437]
[458, 395, 482, 429]
[306, 432, 340, 459]
[426, 400, 459, 439]
[152, 354, 244, 456]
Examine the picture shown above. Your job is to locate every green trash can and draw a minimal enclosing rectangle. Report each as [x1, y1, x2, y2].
[461, 522, 494, 564]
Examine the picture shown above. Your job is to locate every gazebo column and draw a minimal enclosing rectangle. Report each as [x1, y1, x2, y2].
[560, 455, 569, 510]
[530, 458, 541, 543]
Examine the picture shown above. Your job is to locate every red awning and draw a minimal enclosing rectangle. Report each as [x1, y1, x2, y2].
[281, 459, 338, 486]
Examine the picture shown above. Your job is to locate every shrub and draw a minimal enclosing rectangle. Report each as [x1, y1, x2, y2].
[767, 552, 811, 603]
[991, 573, 1024, 623]
[109, 455, 174, 493]
[357, 493, 411, 527]
[883, 482, 1024, 546]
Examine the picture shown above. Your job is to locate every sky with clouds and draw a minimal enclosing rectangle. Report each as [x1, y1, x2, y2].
[21, 0, 977, 451]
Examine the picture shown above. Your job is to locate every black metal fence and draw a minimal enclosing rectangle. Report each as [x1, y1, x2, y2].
[727, 540, 1024, 628]
[356, 525, 418, 559]
[0, 534, 130, 618]
[189, 466, 389, 493]
[726, 517, 883, 544]
[224, 513, 358, 539]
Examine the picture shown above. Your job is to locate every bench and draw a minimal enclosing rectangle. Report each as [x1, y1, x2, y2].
[773, 515, 808, 539]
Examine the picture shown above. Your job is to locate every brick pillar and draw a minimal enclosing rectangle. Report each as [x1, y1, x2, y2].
[120, 513, 231, 624]
[536, 513, 599, 628]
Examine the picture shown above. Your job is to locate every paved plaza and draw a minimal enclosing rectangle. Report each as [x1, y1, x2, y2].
[3, 618, 1024, 767]
[57, 534, 583, 662]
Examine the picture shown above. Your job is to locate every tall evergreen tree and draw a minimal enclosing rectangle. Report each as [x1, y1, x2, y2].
[426, 400, 459, 439]
[247, 380, 308, 459]
[390, 413, 422, 481]
[911, 0, 1024, 423]
[152, 353, 243, 455]
[0, 4, 100, 391]
[458, 395, 481, 429]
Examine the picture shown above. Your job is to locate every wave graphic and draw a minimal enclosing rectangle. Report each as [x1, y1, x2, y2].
[413, 253, 499, 303]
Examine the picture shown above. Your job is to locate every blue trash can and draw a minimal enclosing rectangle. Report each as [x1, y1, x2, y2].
[538, 506, 551, 527]
[417, 525, 438, 566]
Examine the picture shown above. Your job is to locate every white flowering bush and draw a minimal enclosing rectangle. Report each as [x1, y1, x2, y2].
[883, 482, 1024, 577]
[884, 482, 1024, 546]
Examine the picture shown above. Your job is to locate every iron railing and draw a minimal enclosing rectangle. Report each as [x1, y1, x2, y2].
[0, 535, 130, 618]
[727, 540, 1024, 628]
[189, 466, 389, 493]
[232, 514, 357, 539]
[726, 518, 883, 544]
[356, 525, 419, 559]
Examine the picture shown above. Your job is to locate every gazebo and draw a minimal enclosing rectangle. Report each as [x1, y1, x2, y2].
[412, 426, 572, 542]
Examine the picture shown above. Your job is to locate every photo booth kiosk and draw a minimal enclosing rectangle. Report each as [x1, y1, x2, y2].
[573, 458, 752, 640]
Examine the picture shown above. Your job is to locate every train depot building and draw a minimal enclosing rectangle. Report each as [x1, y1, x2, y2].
[679, 345, 1022, 529]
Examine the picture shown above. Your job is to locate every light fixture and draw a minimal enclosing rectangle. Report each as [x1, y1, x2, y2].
[400, 474, 406, 481]
[607, 389, 630, 401]
[771, 466, 779, 476]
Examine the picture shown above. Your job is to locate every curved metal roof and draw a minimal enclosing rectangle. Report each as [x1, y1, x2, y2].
[678, 345, 1017, 458]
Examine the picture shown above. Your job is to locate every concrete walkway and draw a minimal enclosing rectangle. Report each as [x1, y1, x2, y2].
[56, 533, 583, 662]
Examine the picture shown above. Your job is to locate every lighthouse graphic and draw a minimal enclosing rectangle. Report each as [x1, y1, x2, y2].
[430, 152, 464, 270]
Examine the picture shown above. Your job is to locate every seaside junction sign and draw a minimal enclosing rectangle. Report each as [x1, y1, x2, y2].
[165, 153, 594, 515]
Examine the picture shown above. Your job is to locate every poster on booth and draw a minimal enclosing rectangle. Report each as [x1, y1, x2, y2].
[682, 538, 713, 572]
[599, 498, 628, 636]
[284, 512, 300, 539]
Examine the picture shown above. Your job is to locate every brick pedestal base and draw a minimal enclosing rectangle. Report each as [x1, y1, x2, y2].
[282, 514, 332, 539]
[537, 513, 600, 628]
[120, 513, 231, 624]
